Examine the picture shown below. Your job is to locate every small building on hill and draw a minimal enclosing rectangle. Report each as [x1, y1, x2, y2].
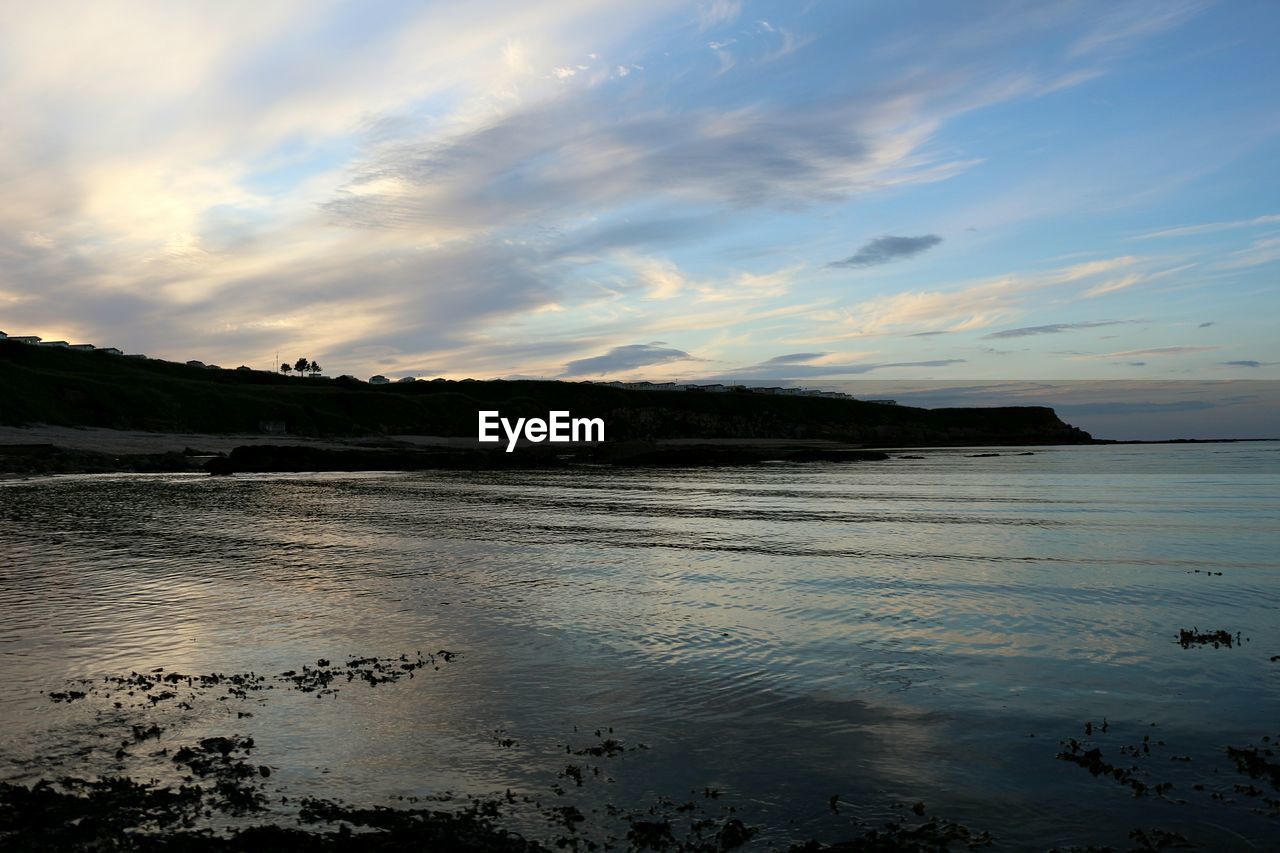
[38, 340, 69, 348]
[98, 347, 122, 355]
[186, 360, 205, 368]
[369, 375, 389, 385]
[124, 353, 146, 359]
[397, 376, 416, 383]
[69, 344, 95, 351]
[11, 336, 40, 344]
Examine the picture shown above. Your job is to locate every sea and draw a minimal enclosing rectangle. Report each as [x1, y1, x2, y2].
[1, 441, 1277, 849]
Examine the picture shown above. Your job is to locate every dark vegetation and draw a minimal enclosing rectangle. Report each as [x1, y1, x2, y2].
[4, 655, 1000, 852]
[1176, 628, 1237, 649]
[0, 340, 1090, 445]
[9, 650, 1280, 850]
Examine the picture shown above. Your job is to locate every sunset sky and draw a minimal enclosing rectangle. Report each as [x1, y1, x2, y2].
[2, 1, 1278, 405]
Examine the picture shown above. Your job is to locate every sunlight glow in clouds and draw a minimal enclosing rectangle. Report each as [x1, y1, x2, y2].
[0, 0, 1277, 396]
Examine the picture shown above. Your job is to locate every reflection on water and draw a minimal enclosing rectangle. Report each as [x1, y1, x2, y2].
[1, 443, 1278, 847]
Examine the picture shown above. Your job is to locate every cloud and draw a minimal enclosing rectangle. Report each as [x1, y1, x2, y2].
[1070, 345, 1220, 360]
[828, 234, 943, 269]
[1216, 237, 1280, 270]
[560, 343, 694, 376]
[1199, 321, 1214, 328]
[322, 90, 975, 233]
[0, 0, 1242, 385]
[1069, 1, 1206, 58]
[698, 0, 741, 29]
[1221, 360, 1276, 368]
[1132, 213, 1280, 240]
[549, 213, 718, 258]
[710, 357, 966, 381]
[760, 352, 828, 365]
[982, 320, 1125, 339]
[818, 256, 1147, 337]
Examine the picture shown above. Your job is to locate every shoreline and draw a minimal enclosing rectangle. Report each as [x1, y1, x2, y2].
[1, 424, 1272, 477]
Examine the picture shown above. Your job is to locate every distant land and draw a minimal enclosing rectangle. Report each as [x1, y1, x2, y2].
[0, 339, 1092, 474]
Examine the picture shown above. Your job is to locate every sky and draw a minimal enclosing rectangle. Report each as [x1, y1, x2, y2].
[1, 1, 1278, 437]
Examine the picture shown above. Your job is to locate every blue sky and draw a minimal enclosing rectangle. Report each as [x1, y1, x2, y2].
[1, 1, 1277, 425]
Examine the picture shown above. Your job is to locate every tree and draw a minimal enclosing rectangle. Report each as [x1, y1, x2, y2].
[280, 363, 292, 376]
[294, 357, 311, 375]
[309, 362, 322, 376]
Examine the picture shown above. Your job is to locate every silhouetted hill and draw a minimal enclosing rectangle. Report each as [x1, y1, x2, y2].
[0, 341, 1091, 446]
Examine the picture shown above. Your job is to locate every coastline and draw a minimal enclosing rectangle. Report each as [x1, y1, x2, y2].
[2, 424, 1272, 477]
[0, 424, 1119, 476]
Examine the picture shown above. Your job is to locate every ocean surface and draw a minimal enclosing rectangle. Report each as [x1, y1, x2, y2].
[1, 442, 1278, 849]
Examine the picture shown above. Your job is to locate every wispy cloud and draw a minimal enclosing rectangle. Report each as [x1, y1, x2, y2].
[698, 0, 741, 30]
[818, 256, 1147, 337]
[982, 320, 1126, 339]
[828, 235, 943, 269]
[760, 352, 828, 365]
[710, 354, 966, 381]
[1132, 213, 1280, 240]
[1069, 0, 1207, 58]
[1071, 346, 1221, 360]
[1215, 237, 1280, 270]
[561, 343, 695, 376]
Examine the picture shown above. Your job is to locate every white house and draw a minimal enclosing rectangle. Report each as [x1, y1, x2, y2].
[0, 331, 6, 339]
[38, 340, 69, 348]
[186, 360, 205, 368]
[69, 343, 95, 351]
[397, 376, 416, 383]
[124, 353, 146, 359]
[369, 375, 389, 385]
[11, 336, 41, 344]
[98, 347, 122, 356]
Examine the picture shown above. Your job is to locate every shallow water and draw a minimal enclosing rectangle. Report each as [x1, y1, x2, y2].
[1, 442, 1278, 848]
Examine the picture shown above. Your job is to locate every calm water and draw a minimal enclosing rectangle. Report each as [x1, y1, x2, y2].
[1, 443, 1278, 848]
